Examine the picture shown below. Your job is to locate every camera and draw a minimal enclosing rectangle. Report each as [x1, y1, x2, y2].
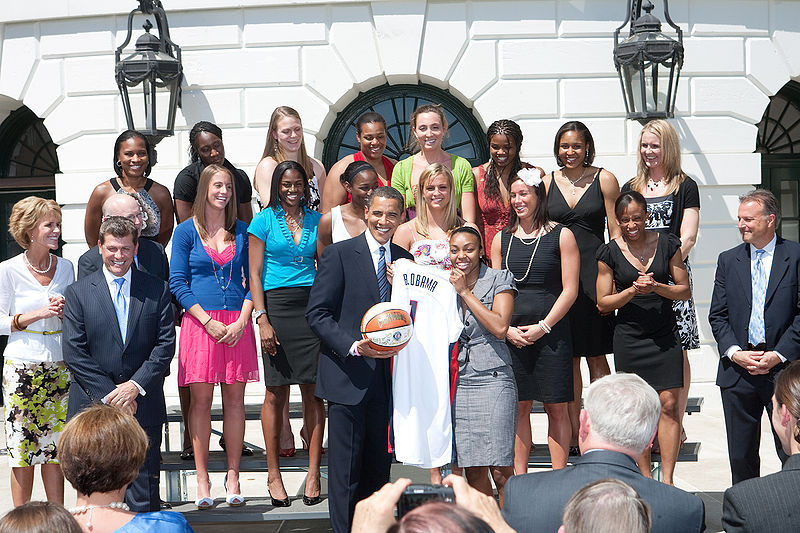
[397, 484, 456, 518]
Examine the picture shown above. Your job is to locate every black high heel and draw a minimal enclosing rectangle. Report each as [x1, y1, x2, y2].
[303, 495, 321, 506]
[268, 482, 291, 507]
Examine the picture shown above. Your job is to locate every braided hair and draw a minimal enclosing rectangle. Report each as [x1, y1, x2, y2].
[484, 120, 524, 202]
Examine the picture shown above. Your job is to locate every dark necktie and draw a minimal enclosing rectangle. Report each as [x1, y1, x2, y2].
[377, 246, 389, 302]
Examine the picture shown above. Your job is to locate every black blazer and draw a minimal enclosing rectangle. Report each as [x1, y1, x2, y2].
[62, 268, 175, 427]
[502, 450, 705, 533]
[306, 232, 413, 405]
[709, 237, 800, 388]
[722, 454, 800, 532]
[78, 238, 169, 282]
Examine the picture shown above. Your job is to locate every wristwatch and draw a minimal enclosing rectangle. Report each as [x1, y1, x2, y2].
[253, 309, 267, 322]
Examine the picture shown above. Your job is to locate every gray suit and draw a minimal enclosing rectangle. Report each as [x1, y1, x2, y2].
[502, 450, 705, 533]
[722, 454, 800, 532]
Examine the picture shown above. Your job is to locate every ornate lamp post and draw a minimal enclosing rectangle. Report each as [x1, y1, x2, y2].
[115, 0, 182, 147]
[613, 0, 684, 121]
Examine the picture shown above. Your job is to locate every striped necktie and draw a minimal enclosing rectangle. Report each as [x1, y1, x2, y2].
[748, 249, 766, 345]
[377, 246, 389, 302]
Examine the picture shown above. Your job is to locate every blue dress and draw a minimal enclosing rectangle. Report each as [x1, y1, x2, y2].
[114, 511, 193, 532]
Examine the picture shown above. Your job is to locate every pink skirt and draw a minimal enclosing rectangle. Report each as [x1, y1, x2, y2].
[178, 310, 259, 386]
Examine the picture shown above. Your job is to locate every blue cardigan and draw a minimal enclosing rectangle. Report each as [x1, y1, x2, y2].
[169, 219, 251, 311]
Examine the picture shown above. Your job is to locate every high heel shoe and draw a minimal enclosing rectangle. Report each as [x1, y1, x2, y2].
[195, 481, 213, 510]
[224, 474, 245, 507]
[268, 481, 291, 507]
[299, 426, 325, 455]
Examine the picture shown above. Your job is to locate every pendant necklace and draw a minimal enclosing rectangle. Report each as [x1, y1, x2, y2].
[566, 169, 590, 196]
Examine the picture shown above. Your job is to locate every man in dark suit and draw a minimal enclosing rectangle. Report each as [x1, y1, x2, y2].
[709, 189, 800, 484]
[63, 216, 175, 512]
[306, 187, 413, 533]
[721, 362, 800, 532]
[502, 373, 705, 533]
[78, 193, 168, 281]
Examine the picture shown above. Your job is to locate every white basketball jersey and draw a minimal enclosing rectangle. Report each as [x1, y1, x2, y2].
[390, 259, 463, 468]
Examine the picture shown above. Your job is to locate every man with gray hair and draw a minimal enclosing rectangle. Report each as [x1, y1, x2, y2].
[709, 188, 800, 483]
[502, 373, 704, 533]
[559, 478, 651, 533]
[77, 193, 168, 281]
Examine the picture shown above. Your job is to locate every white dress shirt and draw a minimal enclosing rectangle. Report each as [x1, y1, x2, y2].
[725, 235, 784, 361]
[101, 265, 145, 397]
[349, 231, 393, 356]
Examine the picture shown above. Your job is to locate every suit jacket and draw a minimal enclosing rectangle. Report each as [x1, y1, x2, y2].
[502, 450, 705, 533]
[306, 232, 413, 405]
[709, 237, 800, 388]
[62, 268, 175, 427]
[78, 238, 169, 282]
[722, 453, 800, 532]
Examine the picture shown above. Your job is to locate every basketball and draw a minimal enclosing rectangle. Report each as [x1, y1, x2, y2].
[360, 302, 414, 352]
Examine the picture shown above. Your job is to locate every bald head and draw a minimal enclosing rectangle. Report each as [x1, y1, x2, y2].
[102, 194, 143, 236]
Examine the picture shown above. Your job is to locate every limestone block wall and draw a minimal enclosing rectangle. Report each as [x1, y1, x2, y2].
[1, 0, 799, 379]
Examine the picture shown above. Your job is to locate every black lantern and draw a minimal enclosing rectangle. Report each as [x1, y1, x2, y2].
[613, 0, 683, 121]
[115, 0, 182, 146]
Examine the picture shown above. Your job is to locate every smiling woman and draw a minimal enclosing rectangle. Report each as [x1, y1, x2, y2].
[83, 130, 174, 248]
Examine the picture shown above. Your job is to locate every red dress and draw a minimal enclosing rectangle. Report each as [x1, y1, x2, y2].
[476, 165, 510, 253]
[346, 152, 395, 202]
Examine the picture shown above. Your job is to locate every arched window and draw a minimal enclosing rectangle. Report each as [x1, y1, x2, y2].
[322, 83, 488, 170]
[0, 106, 59, 261]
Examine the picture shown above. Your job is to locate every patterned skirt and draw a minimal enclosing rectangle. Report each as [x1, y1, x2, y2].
[3, 359, 70, 467]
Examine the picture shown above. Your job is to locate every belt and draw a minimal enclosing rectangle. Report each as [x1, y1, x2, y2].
[23, 329, 62, 335]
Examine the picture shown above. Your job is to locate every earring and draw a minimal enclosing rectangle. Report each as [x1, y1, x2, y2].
[116, 161, 122, 168]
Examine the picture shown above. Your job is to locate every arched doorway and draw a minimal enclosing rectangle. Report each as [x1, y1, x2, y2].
[322, 83, 488, 169]
[756, 80, 800, 241]
[0, 105, 59, 262]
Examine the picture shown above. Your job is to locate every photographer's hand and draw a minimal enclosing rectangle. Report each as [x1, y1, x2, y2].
[351, 478, 412, 533]
[443, 474, 517, 533]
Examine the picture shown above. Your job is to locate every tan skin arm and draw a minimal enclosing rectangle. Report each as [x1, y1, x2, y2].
[253, 157, 278, 207]
[174, 199, 193, 224]
[451, 268, 514, 340]
[599, 169, 621, 239]
[647, 247, 691, 301]
[146, 181, 175, 247]
[83, 182, 113, 246]
[678, 206, 699, 261]
[460, 191, 477, 224]
[392, 221, 415, 251]
[321, 155, 354, 213]
[596, 258, 635, 314]
[317, 211, 333, 258]
[248, 234, 279, 356]
[237, 201, 253, 223]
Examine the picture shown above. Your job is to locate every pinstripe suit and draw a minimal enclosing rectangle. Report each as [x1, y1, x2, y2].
[722, 454, 800, 532]
[63, 267, 175, 512]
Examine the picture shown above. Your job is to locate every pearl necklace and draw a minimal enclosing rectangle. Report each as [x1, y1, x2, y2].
[70, 501, 130, 529]
[24, 250, 52, 274]
[505, 226, 545, 283]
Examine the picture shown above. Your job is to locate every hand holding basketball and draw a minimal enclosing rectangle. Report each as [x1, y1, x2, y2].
[355, 339, 397, 359]
[360, 303, 414, 353]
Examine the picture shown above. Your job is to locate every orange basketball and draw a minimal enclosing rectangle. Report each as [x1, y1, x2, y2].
[360, 303, 414, 352]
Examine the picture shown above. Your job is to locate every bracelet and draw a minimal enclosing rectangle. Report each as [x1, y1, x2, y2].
[538, 320, 552, 334]
[202, 316, 213, 327]
[12, 314, 22, 332]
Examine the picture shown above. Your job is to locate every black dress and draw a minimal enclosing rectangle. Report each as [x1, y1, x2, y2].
[502, 225, 573, 403]
[596, 233, 683, 391]
[548, 171, 614, 358]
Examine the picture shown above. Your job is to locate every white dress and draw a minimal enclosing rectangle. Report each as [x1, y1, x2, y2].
[330, 205, 354, 243]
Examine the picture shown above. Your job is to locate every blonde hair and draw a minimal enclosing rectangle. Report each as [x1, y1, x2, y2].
[192, 164, 237, 242]
[8, 196, 61, 249]
[414, 163, 463, 237]
[260, 106, 315, 181]
[629, 119, 685, 195]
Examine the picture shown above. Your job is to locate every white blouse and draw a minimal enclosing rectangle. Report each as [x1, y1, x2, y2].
[0, 254, 75, 363]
